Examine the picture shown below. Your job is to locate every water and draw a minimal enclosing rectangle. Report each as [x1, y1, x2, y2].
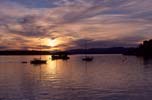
[0, 54, 152, 100]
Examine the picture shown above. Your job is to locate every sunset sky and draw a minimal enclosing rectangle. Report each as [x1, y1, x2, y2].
[0, 0, 152, 50]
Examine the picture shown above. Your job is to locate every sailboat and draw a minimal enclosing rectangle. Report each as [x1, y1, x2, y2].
[30, 39, 47, 65]
[82, 56, 93, 61]
[51, 52, 70, 60]
[82, 40, 93, 62]
[30, 58, 47, 64]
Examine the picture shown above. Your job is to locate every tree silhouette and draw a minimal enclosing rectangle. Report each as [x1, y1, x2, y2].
[137, 39, 152, 57]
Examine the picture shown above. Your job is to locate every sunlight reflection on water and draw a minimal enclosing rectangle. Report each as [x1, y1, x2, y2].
[0, 55, 152, 100]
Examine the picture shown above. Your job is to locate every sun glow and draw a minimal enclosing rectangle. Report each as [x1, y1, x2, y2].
[48, 39, 57, 47]
[42, 38, 65, 50]
[43, 38, 58, 47]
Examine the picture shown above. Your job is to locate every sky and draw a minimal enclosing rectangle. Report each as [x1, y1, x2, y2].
[0, 0, 152, 50]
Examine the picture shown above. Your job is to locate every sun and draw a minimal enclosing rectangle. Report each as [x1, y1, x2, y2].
[46, 38, 57, 47]
[42, 38, 61, 50]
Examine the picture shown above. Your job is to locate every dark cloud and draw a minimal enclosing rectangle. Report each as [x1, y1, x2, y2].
[2, 15, 52, 37]
[0, 46, 9, 49]
[70, 35, 147, 49]
[1, 0, 58, 8]
[130, 11, 152, 22]
[62, 5, 105, 24]
[89, 0, 130, 7]
[19, 45, 50, 50]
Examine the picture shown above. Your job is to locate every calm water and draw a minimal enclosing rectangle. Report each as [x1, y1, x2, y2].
[0, 54, 152, 100]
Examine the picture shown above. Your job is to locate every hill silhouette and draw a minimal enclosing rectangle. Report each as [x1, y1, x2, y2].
[124, 39, 152, 58]
[0, 47, 129, 55]
[136, 39, 152, 57]
[0, 50, 51, 55]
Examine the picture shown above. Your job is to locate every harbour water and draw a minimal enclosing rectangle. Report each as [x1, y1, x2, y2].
[0, 54, 152, 100]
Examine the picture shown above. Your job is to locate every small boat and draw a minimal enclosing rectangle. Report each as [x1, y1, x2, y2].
[51, 54, 70, 60]
[30, 58, 47, 64]
[62, 56, 70, 60]
[51, 55, 61, 60]
[30, 38, 47, 65]
[21, 61, 28, 64]
[82, 40, 94, 62]
[82, 56, 93, 61]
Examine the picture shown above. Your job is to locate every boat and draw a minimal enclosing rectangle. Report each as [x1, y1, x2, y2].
[21, 61, 28, 64]
[30, 58, 47, 64]
[82, 56, 93, 61]
[30, 38, 47, 65]
[82, 40, 94, 62]
[62, 56, 70, 60]
[51, 53, 70, 60]
[52, 55, 60, 60]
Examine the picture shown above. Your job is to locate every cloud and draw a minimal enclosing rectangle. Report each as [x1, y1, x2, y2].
[0, 46, 9, 49]
[4, 15, 51, 37]
[0, 0, 152, 50]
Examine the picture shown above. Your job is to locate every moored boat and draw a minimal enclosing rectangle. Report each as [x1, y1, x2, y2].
[51, 54, 70, 60]
[82, 56, 93, 61]
[30, 58, 47, 64]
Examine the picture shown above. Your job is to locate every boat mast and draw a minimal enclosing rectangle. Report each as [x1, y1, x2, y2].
[84, 40, 88, 57]
[40, 38, 42, 60]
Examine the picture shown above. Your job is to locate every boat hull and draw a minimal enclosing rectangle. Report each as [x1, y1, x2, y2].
[82, 57, 93, 61]
[30, 59, 47, 64]
[51, 54, 70, 60]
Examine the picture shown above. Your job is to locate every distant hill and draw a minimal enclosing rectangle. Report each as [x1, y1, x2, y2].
[0, 47, 131, 55]
[66, 47, 130, 55]
[0, 50, 51, 55]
